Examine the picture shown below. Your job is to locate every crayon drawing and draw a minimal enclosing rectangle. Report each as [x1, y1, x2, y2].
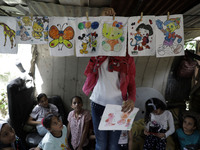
[0, 16, 17, 54]
[99, 104, 139, 130]
[48, 17, 76, 56]
[128, 16, 156, 56]
[156, 14, 184, 57]
[76, 17, 100, 57]
[99, 16, 128, 56]
[16, 16, 49, 44]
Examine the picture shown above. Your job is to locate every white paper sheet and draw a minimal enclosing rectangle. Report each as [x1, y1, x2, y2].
[75, 17, 100, 57]
[16, 16, 49, 44]
[98, 104, 139, 130]
[48, 17, 76, 56]
[0, 16, 17, 54]
[155, 14, 184, 57]
[98, 16, 128, 56]
[128, 16, 156, 56]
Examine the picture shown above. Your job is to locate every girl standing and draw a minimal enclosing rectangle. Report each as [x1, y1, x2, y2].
[67, 96, 91, 150]
[143, 98, 175, 150]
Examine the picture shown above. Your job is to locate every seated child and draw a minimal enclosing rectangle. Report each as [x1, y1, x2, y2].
[36, 113, 71, 150]
[67, 96, 91, 150]
[176, 115, 200, 150]
[0, 120, 26, 150]
[143, 98, 175, 150]
[27, 93, 59, 136]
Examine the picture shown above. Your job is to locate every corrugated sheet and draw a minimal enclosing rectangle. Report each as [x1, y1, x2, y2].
[27, 1, 104, 17]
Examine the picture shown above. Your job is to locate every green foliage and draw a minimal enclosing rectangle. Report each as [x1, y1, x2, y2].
[0, 89, 8, 118]
[184, 41, 196, 50]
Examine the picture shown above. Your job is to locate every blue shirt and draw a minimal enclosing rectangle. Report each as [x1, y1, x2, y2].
[176, 128, 200, 150]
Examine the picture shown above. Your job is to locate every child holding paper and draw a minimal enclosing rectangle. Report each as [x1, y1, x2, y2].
[82, 8, 136, 150]
[143, 98, 175, 150]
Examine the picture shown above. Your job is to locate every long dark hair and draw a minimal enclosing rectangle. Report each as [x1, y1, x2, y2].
[37, 93, 47, 103]
[144, 98, 166, 124]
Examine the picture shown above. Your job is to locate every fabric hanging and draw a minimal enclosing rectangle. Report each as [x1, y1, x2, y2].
[75, 17, 100, 57]
[48, 17, 76, 56]
[155, 14, 184, 57]
[16, 16, 49, 44]
[0, 16, 17, 54]
[128, 16, 156, 56]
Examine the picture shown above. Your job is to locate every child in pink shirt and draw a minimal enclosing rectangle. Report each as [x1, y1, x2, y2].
[67, 96, 91, 150]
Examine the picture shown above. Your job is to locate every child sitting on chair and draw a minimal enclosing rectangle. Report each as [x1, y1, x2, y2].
[176, 115, 200, 150]
[27, 93, 59, 136]
[0, 120, 26, 150]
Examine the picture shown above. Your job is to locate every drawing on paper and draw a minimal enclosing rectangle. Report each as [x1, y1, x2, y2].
[156, 17, 183, 56]
[102, 21, 124, 52]
[77, 21, 99, 54]
[99, 104, 139, 130]
[0, 22, 16, 49]
[16, 21, 31, 41]
[49, 23, 74, 50]
[128, 16, 155, 56]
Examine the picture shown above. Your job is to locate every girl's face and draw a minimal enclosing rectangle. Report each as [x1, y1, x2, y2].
[183, 117, 196, 134]
[71, 97, 83, 112]
[0, 124, 16, 144]
[49, 116, 63, 132]
[152, 108, 163, 115]
[39, 96, 49, 108]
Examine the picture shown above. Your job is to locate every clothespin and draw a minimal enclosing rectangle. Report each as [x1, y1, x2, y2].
[140, 12, 143, 21]
[30, 13, 33, 21]
[167, 12, 170, 20]
[86, 11, 89, 21]
[113, 12, 115, 20]
[137, 12, 143, 23]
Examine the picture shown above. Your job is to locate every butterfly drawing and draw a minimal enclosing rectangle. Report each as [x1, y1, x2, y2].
[49, 23, 74, 50]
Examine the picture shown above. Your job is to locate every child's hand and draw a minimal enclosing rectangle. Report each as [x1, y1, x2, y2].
[121, 99, 135, 113]
[144, 130, 150, 135]
[101, 8, 116, 16]
[155, 133, 165, 138]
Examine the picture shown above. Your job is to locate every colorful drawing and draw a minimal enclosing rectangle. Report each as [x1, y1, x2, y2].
[156, 15, 184, 57]
[76, 19, 100, 56]
[102, 21, 124, 52]
[105, 113, 115, 126]
[117, 112, 129, 125]
[49, 23, 74, 50]
[32, 20, 44, 39]
[0, 22, 16, 49]
[128, 16, 155, 56]
[16, 16, 49, 44]
[16, 21, 31, 41]
[98, 104, 139, 131]
[78, 33, 89, 54]
[44, 25, 49, 41]
[22, 16, 33, 26]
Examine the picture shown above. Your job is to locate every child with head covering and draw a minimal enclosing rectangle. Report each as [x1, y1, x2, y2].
[0, 120, 26, 150]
